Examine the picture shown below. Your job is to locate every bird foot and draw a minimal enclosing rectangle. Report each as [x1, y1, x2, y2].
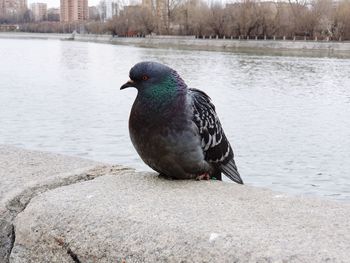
[196, 173, 210, 180]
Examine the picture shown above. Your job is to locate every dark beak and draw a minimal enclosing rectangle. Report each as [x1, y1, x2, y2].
[120, 80, 135, 90]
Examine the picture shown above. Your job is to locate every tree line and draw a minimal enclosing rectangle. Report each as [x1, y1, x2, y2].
[5, 0, 350, 40]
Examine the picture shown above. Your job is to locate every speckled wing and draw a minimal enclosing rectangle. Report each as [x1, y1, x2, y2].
[189, 88, 243, 184]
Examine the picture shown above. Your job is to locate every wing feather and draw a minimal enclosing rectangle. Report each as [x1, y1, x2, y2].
[190, 88, 243, 184]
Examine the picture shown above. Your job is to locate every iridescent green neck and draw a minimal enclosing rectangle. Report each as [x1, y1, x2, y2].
[139, 75, 182, 107]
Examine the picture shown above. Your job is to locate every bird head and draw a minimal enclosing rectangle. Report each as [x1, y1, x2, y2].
[120, 61, 186, 93]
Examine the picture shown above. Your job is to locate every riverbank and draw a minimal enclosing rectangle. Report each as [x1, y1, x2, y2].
[75, 33, 350, 55]
[2, 32, 350, 56]
[0, 32, 71, 40]
[1, 145, 350, 262]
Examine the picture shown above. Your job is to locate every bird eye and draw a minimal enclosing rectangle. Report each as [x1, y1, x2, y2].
[142, 75, 149, 81]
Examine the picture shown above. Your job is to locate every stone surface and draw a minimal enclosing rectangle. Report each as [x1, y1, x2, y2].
[0, 145, 112, 262]
[11, 169, 350, 262]
[2, 146, 350, 262]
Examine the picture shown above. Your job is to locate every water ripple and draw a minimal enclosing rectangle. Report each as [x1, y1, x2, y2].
[1, 39, 350, 201]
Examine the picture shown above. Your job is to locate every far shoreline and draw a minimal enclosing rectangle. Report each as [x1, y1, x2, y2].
[1, 32, 350, 57]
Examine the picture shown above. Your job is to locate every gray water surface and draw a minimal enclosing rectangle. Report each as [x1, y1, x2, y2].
[1, 39, 350, 201]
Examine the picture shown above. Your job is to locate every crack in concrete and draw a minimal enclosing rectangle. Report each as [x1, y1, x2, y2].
[54, 237, 82, 263]
[67, 247, 82, 263]
[0, 219, 15, 261]
[1, 165, 130, 263]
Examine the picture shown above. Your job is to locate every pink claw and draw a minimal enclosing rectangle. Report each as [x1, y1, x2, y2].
[196, 173, 210, 180]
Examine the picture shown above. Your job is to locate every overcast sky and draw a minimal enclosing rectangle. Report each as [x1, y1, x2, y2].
[27, 0, 101, 8]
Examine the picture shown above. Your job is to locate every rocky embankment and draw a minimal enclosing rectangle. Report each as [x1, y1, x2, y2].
[1, 145, 350, 262]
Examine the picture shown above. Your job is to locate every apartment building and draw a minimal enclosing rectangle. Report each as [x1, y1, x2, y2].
[30, 2, 47, 21]
[60, 0, 88, 22]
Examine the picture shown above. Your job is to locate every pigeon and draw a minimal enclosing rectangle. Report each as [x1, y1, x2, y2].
[120, 61, 243, 184]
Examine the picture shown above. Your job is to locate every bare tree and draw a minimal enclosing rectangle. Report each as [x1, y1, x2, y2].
[207, 3, 228, 37]
[5, 0, 350, 41]
[334, 0, 350, 39]
[310, 0, 334, 38]
[233, 0, 261, 37]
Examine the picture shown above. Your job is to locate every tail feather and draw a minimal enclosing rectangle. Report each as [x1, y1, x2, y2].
[220, 159, 243, 184]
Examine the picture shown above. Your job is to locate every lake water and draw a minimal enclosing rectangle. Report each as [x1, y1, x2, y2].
[1, 38, 350, 201]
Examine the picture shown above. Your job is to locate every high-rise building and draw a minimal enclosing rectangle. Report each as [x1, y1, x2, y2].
[60, 0, 88, 22]
[105, 0, 118, 19]
[47, 7, 60, 21]
[89, 5, 99, 20]
[98, 0, 119, 21]
[0, 0, 3, 16]
[30, 2, 47, 21]
[0, 0, 27, 16]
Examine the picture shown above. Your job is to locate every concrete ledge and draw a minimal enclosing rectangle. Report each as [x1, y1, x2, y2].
[0, 145, 117, 262]
[1, 147, 348, 262]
